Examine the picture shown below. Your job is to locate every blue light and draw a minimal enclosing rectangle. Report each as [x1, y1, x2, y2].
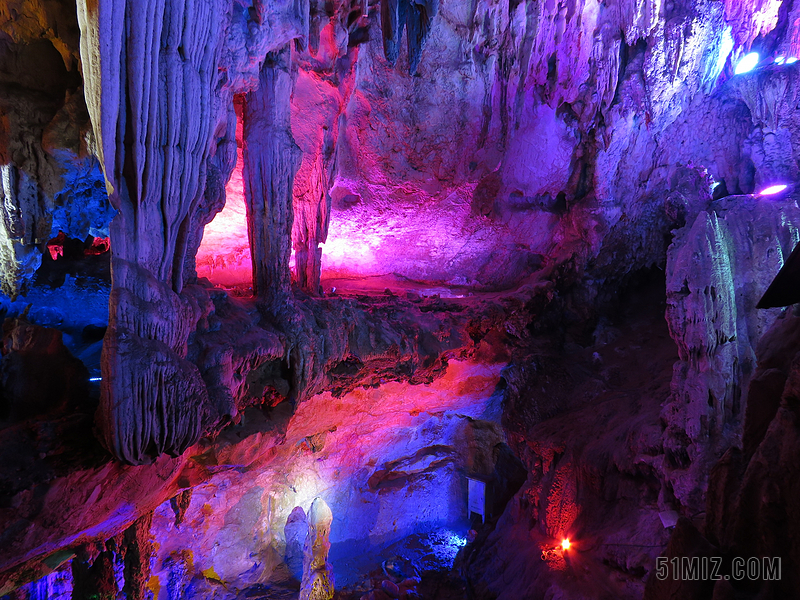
[89, 377, 102, 382]
[775, 56, 786, 65]
[734, 52, 760, 75]
[449, 534, 468, 548]
[787, 57, 799, 64]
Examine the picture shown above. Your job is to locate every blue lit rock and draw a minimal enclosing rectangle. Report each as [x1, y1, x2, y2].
[664, 194, 800, 509]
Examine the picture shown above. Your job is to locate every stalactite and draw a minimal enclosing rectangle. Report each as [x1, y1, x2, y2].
[0, 165, 46, 299]
[77, 0, 225, 292]
[291, 1, 361, 295]
[380, 0, 438, 74]
[243, 45, 302, 302]
[76, 0, 242, 463]
[405, 0, 438, 75]
[169, 489, 192, 527]
[381, 0, 408, 66]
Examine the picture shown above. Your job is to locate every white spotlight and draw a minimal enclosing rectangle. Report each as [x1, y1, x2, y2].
[734, 52, 760, 74]
[759, 184, 789, 196]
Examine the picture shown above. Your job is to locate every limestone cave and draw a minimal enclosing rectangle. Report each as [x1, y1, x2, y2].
[1, 1, 800, 599]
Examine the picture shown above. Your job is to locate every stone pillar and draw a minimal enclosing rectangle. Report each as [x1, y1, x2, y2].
[243, 46, 302, 303]
[75, 0, 230, 463]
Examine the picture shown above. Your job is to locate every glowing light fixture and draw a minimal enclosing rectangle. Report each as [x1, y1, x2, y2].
[561, 538, 571, 551]
[759, 184, 788, 196]
[775, 56, 786, 65]
[89, 377, 102, 382]
[734, 52, 760, 74]
[788, 57, 799, 64]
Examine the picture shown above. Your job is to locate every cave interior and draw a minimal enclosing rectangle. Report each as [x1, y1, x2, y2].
[2, 0, 800, 599]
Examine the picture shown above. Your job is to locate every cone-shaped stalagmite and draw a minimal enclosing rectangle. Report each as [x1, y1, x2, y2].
[299, 497, 334, 600]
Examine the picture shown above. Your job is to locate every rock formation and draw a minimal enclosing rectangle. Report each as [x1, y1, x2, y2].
[299, 497, 335, 600]
[3, 0, 800, 599]
[244, 44, 302, 302]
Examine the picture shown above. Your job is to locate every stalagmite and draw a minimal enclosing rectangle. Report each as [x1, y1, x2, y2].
[299, 497, 335, 600]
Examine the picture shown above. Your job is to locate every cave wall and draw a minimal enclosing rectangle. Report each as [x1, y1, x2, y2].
[0, 0, 109, 300]
[320, 0, 791, 289]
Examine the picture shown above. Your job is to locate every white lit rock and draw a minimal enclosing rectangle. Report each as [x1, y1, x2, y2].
[299, 497, 334, 600]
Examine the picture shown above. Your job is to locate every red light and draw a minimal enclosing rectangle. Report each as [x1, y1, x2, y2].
[561, 538, 571, 551]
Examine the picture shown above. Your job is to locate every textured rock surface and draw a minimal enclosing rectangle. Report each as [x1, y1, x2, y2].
[74, 0, 310, 461]
[663, 195, 800, 510]
[62, 0, 800, 467]
[244, 45, 302, 301]
[463, 277, 678, 600]
[141, 355, 508, 596]
[0, 285, 521, 592]
[645, 308, 800, 600]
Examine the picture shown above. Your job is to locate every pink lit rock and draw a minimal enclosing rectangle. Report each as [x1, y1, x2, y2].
[9, 1, 800, 598]
[195, 144, 251, 287]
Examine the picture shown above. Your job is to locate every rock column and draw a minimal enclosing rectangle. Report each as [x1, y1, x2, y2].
[243, 46, 302, 303]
